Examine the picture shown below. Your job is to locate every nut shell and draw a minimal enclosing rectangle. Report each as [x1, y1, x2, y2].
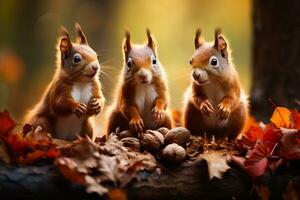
[156, 127, 170, 136]
[116, 130, 134, 139]
[141, 130, 164, 151]
[164, 127, 191, 146]
[120, 137, 141, 151]
[162, 143, 186, 163]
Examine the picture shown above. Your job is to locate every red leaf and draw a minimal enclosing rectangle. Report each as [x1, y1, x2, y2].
[0, 111, 15, 135]
[261, 124, 282, 149]
[244, 140, 272, 179]
[280, 129, 300, 160]
[245, 126, 264, 142]
[291, 109, 300, 130]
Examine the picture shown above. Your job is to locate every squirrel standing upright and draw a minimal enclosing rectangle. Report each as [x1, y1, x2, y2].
[183, 28, 248, 140]
[106, 29, 172, 135]
[24, 23, 104, 140]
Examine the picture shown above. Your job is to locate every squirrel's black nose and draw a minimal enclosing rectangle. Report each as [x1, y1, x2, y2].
[92, 65, 98, 71]
[138, 74, 147, 80]
[192, 71, 200, 80]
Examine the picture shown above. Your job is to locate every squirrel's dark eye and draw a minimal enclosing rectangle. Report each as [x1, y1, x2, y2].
[73, 53, 82, 64]
[211, 58, 217, 66]
[127, 58, 132, 68]
[152, 57, 157, 65]
[209, 56, 219, 67]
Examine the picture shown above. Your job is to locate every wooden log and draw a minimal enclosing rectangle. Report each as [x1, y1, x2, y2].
[1, 161, 299, 199]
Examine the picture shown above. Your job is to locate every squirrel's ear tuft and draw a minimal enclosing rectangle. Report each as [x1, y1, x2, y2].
[123, 30, 131, 57]
[194, 28, 204, 49]
[58, 26, 72, 55]
[146, 28, 156, 52]
[214, 27, 227, 57]
[75, 23, 88, 45]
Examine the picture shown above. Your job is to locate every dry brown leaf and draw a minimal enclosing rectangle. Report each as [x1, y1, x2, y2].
[98, 155, 120, 183]
[198, 151, 231, 180]
[85, 175, 108, 195]
[55, 157, 86, 184]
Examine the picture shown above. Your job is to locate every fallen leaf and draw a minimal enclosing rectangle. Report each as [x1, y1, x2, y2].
[270, 107, 291, 128]
[244, 140, 271, 179]
[55, 157, 86, 184]
[98, 155, 119, 183]
[85, 175, 108, 196]
[280, 129, 300, 160]
[186, 136, 204, 158]
[0, 110, 15, 135]
[198, 151, 231, 180]
[291, 109, 300, 130]
[261, 124, 282, 149]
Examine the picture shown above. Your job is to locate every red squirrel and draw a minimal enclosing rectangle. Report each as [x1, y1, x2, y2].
[183, 28, 248, 139]
[24, 23, 104, 140]
[106, 29, 172, 135]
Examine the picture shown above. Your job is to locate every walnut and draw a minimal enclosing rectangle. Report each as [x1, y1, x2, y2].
[164, 127, 191, 147]
[141, 130, 164, 151]
[120, 137, 140, 151]
[162, 143, 186, 163]
[156, 127, 170, 136]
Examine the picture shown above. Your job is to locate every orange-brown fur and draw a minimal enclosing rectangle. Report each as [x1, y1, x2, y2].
[183, 28, 248, 139]
[107, 29, 172, 135]
[24, 23, 104, 140]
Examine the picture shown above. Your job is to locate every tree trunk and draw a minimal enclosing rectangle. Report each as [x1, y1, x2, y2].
[251, 0, 300, 121]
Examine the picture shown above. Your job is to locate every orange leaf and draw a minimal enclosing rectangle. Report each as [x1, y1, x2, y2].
[270, 107, 291, 128]
[17, 150, 46, 164]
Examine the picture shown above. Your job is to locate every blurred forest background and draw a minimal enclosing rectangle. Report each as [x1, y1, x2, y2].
[0, 0, 251, 135]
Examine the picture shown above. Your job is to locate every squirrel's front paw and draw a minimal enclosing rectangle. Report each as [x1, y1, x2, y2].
[199, 100, 214, 116]
[217, 102, 231, 121]
[152, 107, 166, 125]
[87, 98, 101, 116]
[73, 103, 87, 118]
[129, 117, 144, 133]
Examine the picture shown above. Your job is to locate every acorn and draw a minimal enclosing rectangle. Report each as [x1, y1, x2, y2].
[164, 127, 191, 147]
[141, 130, 164, 151]
[162, 143, 186, 163]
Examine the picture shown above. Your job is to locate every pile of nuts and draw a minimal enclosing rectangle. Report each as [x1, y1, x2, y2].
[116, 127, 192, 163]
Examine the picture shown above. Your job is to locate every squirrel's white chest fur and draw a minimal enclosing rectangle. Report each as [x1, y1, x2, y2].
[135, 84, 158, 129]
[71, 82, 93, 104]
[55, 82, 92, 140]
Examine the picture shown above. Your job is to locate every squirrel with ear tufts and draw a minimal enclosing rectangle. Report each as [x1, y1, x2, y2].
[106, 29, 172, 135]
[183, 28, 248, 140]
[24, 23, 105, 140]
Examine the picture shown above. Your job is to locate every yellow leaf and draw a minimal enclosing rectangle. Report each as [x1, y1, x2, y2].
[270, 107, 291, 128]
